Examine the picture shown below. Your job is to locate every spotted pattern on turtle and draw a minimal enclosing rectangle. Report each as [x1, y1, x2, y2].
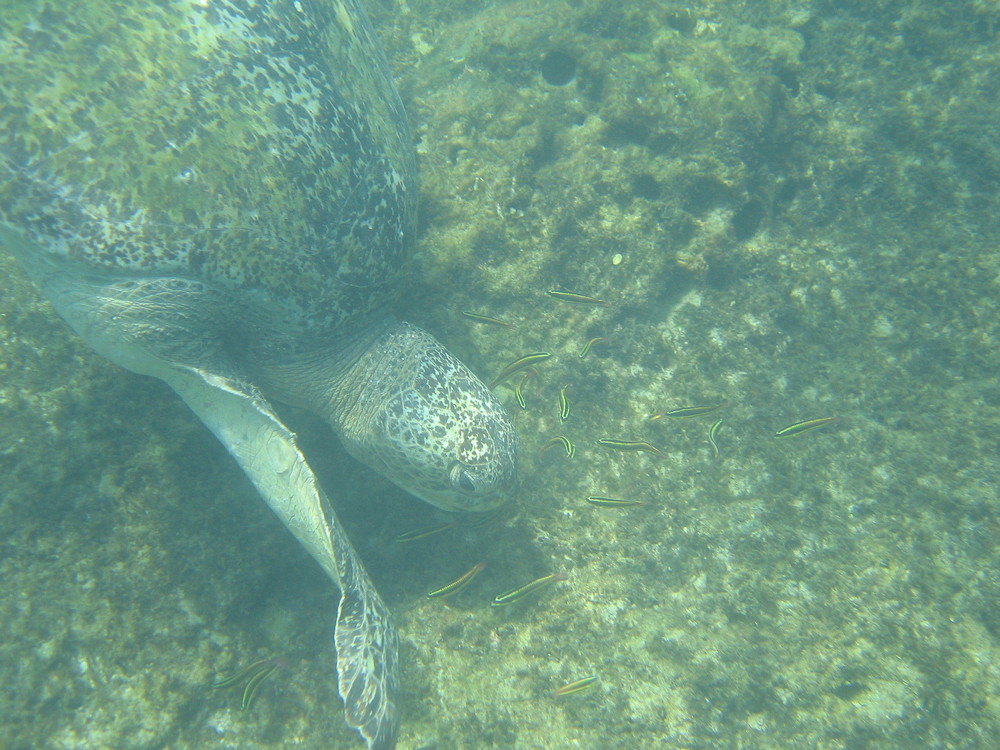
[3, 0, 412, 334]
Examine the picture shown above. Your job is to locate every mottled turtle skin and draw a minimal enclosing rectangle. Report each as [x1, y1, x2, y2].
[0, 1, 518, 747]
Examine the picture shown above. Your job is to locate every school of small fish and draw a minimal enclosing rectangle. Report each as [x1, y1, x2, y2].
[402, 287, 842, 700]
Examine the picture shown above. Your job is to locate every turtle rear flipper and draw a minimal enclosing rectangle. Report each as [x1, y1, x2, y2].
[166, 365, 400, 749]
[336, 570, 400, 750]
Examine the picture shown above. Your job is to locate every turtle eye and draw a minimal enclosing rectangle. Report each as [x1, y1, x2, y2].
[457, 470, 477, 493]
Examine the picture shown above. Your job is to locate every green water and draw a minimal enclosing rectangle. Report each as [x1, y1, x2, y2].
[2, 0, 998, 747]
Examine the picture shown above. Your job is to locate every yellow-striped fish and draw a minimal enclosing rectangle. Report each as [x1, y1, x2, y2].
[578, 337, 606, 358]
[648, 401, 728, 420]
[427, 561, 486, 599]
[708, 419, 724, 458]
[774, 416, 840, 439]
[586, 496, 647, 507]
[514, 369, 536, 410]
[553, 674, 599, 697]
[539, 435, 575, 458]
[492, 572, 567, 606]
[212, 658, 282, 711]
[489, 352, 552, 389]
[546, 289, 610, 307]
[596, 438, 666, 458]
[558, 385, 571, 422]
[241, 661, 280, 710]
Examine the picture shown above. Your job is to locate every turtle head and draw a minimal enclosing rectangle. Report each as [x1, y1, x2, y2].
[334, 323, 518, 513]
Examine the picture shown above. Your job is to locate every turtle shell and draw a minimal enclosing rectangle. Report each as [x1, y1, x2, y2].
[0, 0, 416, 334]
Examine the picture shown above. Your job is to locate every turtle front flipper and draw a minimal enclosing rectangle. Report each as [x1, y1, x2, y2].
[164, 365, 399, 749]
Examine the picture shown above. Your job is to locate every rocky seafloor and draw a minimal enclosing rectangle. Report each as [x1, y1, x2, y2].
[2, 0, 998, 748]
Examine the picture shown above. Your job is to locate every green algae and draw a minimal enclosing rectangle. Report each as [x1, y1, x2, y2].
[3, 0, 1000, 748]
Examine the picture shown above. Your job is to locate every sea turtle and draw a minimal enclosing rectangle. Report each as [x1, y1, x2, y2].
[0, 1, 518, 748]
